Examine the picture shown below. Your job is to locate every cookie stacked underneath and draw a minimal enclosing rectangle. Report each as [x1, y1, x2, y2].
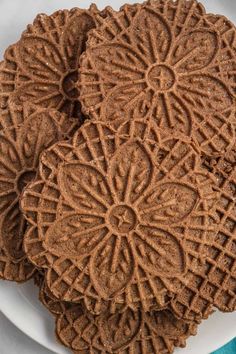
[0, 1, 236, 353]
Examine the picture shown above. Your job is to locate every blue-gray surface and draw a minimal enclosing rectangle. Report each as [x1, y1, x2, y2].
[213, 339, 236, 354]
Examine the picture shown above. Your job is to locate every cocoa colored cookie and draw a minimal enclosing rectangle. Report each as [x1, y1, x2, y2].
[56, 305, 197, 354]
[34, 272, 70, 315]
[170, 149, 236, 321]
[21, 119, 217, 313]
[38, 276, 198, 354]
[39, 278, 73, 316]
[0, 101, 80, 281]
[37, 275, 198, 354]
[79, 0, 236, 157]
[0, 5, 107, 119]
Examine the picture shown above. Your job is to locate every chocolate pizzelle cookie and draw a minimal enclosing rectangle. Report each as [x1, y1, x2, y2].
[37, 278, 197, 354]
[79, 0, 236, 156]
[21, 119, 217, 313]
[0, 5, 106, 120]
[56, 306, 197, 354]
[170, 148, 236, 321]
[1, 1, 236, 353]
[0, 101, 79, 281]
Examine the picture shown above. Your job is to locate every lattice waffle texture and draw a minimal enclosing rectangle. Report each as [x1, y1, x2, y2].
[0, 101, 80, 281]
[38, 278, 198, 354]
[79, 0, 236, 157]
[171, 148, 236, 321]
[0, 5, 107, 119]
[21, 119, 217, 314]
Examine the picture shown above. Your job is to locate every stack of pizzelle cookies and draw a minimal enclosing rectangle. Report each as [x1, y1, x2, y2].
[0, 0, 235, 353]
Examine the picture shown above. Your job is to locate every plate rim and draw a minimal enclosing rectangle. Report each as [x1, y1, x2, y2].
[0, 281, 69, 354]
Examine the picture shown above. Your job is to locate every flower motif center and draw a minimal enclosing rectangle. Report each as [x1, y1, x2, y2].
[16, 169, 36, 194]
[60, 70, 79, 100]
[147, 64, 176, 92]
[108, 204, 137, 234]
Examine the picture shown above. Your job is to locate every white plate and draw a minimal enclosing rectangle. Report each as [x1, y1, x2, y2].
[0, 0, 236, 353]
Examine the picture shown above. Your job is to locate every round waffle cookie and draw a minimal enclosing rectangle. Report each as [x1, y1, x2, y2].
[38, 277, 197, 354]
[170, 148, 236, 321]
[79, 0, 236, 157]
[0, 5, 107, 120]
[0, 101, 80, 281]
[56, 305, 197, 354]
[21, 119, 217, 313]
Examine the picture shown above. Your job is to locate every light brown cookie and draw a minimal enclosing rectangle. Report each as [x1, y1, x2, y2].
[36, 271, 199, 354]
[170, 148, 236, 321]
[56, 305, 197, 354]
[0, 101, 79, 281]
[21, 119, 217, 313]
[79, 0, 236, 157]
[0, 5, 107, 120]
[39, 278, 72, 316]
[38, 276, 198, 354]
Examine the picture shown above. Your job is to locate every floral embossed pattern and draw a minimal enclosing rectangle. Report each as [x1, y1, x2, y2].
[79, 0, 236, 156]
[2, 1, 236, 352]
[0, 5, 104, 119]
[55, 303, 197, 354]
[0, 101, 79, 281]
[21, 119, 217, 313]
[37, 279, 198, 354]
[171, 149, 236, 321]
[40, 276, 197, 354]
